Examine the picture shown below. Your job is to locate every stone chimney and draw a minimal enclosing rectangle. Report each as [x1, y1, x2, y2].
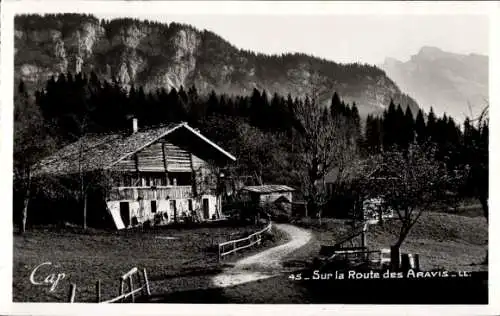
[132, 118, 138, 133]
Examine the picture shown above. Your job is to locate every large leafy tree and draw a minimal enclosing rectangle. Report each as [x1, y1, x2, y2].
[367, 144, 452, 250]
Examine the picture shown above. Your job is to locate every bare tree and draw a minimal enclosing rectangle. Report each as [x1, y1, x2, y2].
[236, 123, 280, 186]
[291, 92, 358, 219]
[31, 113, 117, 230]
[14, 81, 56, 233]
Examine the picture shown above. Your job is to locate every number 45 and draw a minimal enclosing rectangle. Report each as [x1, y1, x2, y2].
[289, 273, 302, 281]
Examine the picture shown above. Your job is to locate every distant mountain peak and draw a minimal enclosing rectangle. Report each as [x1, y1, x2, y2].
[381, 46, 488, 121]
[413, 46, 451, 61]
[418, 46, 443, 54]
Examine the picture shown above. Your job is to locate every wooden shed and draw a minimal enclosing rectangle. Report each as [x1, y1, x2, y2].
[241, 185, 295, 213]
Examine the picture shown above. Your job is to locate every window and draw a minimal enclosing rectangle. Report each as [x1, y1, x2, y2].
[138, 173, 168, 187]
[188, 199, 193, 212]
[119, 174, 134, 187]
[168, 172, 191, 186]
[151, 200, 157, 213]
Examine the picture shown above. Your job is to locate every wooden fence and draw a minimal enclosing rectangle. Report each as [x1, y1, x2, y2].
[318, 221, 420, 271]
[319, 222, 369, 259]
[218, 221, 272, 261]
[67, 267, 151, 303]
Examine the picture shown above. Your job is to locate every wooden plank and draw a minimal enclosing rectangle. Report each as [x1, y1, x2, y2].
[119, 279, 124, 303]
[109, 186, 193, 201]
[102, 287, 144, 304]
[128, 276, 135, 303]
[191, 153, 207, 168]
[162, 142, 170, 185]
[219, 222, 272, 260]
[190, 153, 197, 196]
[112, 141, 209, 173]
[134, 154, 140, 184]
[122, 267, 138, 280]
[143, 268, 151, 296]
[68, 283, 76, 303]
[96, 280, 101, 303]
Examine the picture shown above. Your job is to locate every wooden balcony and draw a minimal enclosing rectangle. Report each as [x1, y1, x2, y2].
[108, 186, 193, 201]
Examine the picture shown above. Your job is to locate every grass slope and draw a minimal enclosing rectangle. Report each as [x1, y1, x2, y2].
[13, 222, 283, 302]
[295, 209, 488, 272]
[367, 211, 488, 271]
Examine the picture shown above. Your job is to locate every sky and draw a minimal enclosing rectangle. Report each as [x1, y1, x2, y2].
[93, 13, 489, 65]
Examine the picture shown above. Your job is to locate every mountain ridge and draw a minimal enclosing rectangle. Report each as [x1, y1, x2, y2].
[15, 13, 420, 117]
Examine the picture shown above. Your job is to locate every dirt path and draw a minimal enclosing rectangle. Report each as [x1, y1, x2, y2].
[212, 223, 313, 288]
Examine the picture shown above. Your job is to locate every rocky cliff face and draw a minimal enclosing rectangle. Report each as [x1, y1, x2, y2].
[15, 14, 419, 117]
[381, 46, 488, 120]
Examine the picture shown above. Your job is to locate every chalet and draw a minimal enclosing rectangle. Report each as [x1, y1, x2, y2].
[31, 120, 236, 229]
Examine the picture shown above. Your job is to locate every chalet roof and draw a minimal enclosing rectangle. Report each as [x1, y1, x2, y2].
[242, 185, 295, 194]
[32, 122, 236, 177]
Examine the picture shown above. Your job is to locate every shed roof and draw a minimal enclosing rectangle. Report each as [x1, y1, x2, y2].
[242, 185, 295, 194]
[32, 122, 236, 177]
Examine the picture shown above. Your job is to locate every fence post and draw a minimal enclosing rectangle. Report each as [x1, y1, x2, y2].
[410, 253, 420, 271]
[401, 253, 411, 274]
[128, 275, 135, 303]
[361, 225, 367, 249]
[119, 278, 124, 303]
[143, 268, 151, 296]
[96, 280, 101, 303]
[67, 283, 76, 303]
[390, 246, 400, 272]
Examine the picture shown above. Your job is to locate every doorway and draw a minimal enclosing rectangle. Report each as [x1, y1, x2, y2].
[203, 198, 210, 219]
[119, 202, 130, 227]
[170, 200, 177, 222]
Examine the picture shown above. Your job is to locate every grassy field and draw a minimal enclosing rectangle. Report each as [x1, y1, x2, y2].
[294, 207, 488, 272]
[13, 221, 283, 302]
[367, 211, 488, 272]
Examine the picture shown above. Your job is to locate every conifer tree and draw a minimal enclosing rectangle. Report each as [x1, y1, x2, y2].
[404, 106, 415, 147]
[382, 99, 397, 150]
[415, 109, 426, 145]
[330, 92, 342, 118]
[249, 88, 262, 127]
[207, 90, 219, 117]
[427, 107, 437, 142]
[350, 102, 362, 147]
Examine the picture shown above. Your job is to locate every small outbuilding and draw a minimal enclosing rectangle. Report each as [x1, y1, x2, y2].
[241, 185, 295, 213]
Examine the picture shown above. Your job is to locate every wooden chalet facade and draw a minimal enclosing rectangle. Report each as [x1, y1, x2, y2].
[32, 120, 236, 229]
